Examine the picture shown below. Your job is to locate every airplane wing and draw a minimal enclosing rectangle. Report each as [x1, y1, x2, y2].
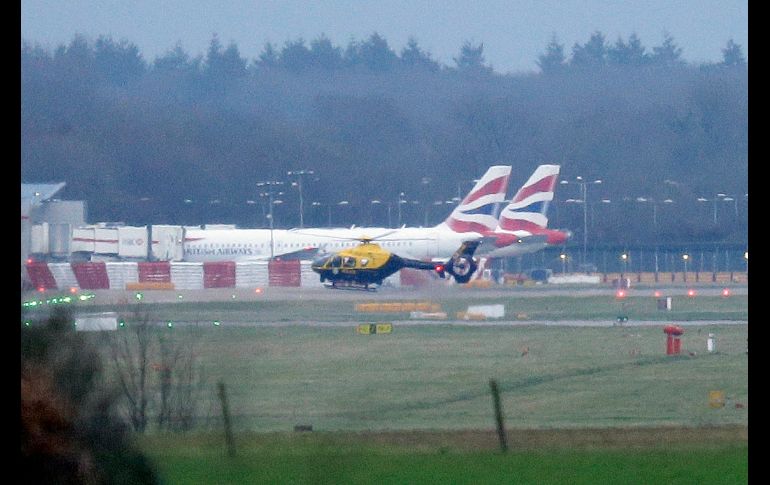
[271, 246, 321, 261]
[475, 233, 549, 255]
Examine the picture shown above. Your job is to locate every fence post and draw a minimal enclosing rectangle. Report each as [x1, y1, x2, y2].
[217, 381, 236, 458]
[489, 379, 508, 453]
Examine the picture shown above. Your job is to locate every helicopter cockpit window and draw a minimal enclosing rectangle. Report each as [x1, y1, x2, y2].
[330, 256, 342, 268]
[342, 256, 356, 268]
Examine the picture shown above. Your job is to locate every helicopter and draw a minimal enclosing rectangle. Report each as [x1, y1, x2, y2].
[310, 236, 481, 290]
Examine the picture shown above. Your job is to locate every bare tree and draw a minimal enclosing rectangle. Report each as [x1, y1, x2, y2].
[104, 312, 207, 432]
[106, 310, 152, 432]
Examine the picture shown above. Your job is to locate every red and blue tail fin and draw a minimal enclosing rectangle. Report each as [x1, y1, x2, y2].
[441, 165, 512, 233]
[496, 164, 560, 234]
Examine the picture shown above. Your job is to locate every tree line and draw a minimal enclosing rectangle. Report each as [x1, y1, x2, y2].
[21, 31, 747, 245]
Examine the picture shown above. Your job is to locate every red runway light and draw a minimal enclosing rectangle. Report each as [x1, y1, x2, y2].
[70, 287, 78, 294]
[687, 289, 696, 297]
[37, 287, 45, 292]
[653, 290, 662, 298]
[255, 288, 263, 294]
[722, 288, 731, 297]
[616, 290, 626, 298]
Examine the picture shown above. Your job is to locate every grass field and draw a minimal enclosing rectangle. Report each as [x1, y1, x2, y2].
[136, 323, 747, 433]
[138, 429, 748, 484]
[23, 291, 749, 483]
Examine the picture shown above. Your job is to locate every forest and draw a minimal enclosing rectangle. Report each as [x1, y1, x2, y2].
[21, 31, 747, 245]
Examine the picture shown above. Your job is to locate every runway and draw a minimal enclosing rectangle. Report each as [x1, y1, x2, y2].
[23, 283, 748, 305]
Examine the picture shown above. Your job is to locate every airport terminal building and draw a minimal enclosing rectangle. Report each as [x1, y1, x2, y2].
[21, 182, 86, 287]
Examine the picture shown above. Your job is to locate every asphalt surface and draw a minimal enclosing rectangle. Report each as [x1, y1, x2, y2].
[23, 282, 748, 305]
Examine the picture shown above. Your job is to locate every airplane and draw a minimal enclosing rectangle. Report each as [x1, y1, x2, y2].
[479, 164, 572, 258]
[311, 236, 481, 290]
[182, 165, 512, 262]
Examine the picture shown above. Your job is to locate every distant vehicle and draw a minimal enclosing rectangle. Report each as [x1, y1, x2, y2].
[182, 165, 513, 262]
[311, 235, 481, 290]
[480, 164, 572, 258]
[529, 268, 553, 282]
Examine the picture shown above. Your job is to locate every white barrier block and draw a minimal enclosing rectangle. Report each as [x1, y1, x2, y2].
[170, 262, 204, 290]
[235, 262, 270, 288]
[547, 274, 602, 284]
[467, 304, 505, 319]
[48, 263, 79, 290]
[105, 262, 139, 290]
[75, 312, 118, 331]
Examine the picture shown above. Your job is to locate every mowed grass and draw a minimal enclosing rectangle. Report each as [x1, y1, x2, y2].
[138, 429, 747, 484]
[120, 322, 748, 432]
[73, 293, 747, 484]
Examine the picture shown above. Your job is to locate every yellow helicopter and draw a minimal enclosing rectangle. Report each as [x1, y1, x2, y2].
[310, 236, 481, 290]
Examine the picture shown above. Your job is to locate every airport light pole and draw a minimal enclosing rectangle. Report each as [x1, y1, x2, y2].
[697, 193, 736, 225]
[682, 253, 690, 281]
[456, 179, 478, 201]
[370, 200, 381, 226]
[257, 180, 283, 259]
[287, 169, 314, 228]
[421, 177, 431, 226]
[560, 176, 602, 267]
[635, 197, 673, 273]
[311, 201, 332, 227]
[397, 192, 406, 227]
[337, 200, 349, 227]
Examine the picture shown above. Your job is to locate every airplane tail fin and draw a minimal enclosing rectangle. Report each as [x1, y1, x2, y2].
[496, 164, 560, 234]
[441, 165, 512, 233]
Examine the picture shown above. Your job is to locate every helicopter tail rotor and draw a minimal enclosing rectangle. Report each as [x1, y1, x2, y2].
[445, 240, 481, 284]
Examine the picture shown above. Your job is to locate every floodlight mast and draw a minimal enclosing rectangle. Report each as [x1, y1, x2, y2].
[560, 176, 602, 266]
[257, 180, 283, 258]
[287, 169, 314, 228]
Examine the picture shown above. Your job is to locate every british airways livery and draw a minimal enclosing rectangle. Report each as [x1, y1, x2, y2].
[442, 165, 513, 234]
[182, 165, 512, 263]
[482, 164, 572, 258]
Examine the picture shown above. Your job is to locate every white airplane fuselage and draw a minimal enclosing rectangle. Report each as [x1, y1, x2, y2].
[182, 225, 482, 263]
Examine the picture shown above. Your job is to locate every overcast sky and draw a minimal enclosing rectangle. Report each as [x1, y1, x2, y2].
[21, 0, 747, 74]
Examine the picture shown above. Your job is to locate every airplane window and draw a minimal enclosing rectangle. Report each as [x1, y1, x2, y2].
[360, 258, 369, 267]
[343, 256, 356, 268]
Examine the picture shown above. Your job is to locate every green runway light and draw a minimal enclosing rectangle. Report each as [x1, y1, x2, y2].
[178, 294, 184, 299]
[167, 321, 173, 328]
[119, 320, 126, 328]
[136, 292, 143, 300]
[213, 320, 221, 326]
[24, 321, 30, 326]
[231, 294, 237, 299]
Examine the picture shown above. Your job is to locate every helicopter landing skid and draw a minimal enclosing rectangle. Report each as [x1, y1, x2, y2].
[323, 282, 378, 292]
